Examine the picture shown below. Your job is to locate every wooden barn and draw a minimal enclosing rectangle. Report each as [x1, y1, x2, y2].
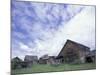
[47, 56, 56, 65]
[85, 50, 96, 63]
[24, 55, 38, 63]
[39, 55, 56, 65]
[57, 40, 90, 64]
[24, 55, 38, 67]
[39, 55, 49, 64]
[11, 57, 23, 69]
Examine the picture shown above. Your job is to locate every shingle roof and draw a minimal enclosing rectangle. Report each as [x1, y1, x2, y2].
[24, 55, 38, 62]
[58, 39, 90, 57]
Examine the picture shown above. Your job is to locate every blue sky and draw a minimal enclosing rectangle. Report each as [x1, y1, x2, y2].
[11, 1, 95, 59]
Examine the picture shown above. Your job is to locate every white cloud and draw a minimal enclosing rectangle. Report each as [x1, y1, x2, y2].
[63, 6, 95, 49]
[19, 42, 29, 50]
[33, 6, 95, 58]
[12, 2, 95, 59]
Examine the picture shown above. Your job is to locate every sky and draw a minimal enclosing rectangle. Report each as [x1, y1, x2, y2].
[11, 1, 96, 59]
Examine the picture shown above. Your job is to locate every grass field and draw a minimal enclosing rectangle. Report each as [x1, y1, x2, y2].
[11, 63, 96, 75]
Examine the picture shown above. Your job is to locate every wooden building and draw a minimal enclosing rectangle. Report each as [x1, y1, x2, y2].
[39, 55, 56, 65]
[24, 55, 38, 64]
[11, 57, 23, 69]
[85, 50, 96, 63]
[23, 55, 38, 67]
[57, 40, 90, 64]
[47, 56, 56, 65]
[39, 54, 49, 64]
